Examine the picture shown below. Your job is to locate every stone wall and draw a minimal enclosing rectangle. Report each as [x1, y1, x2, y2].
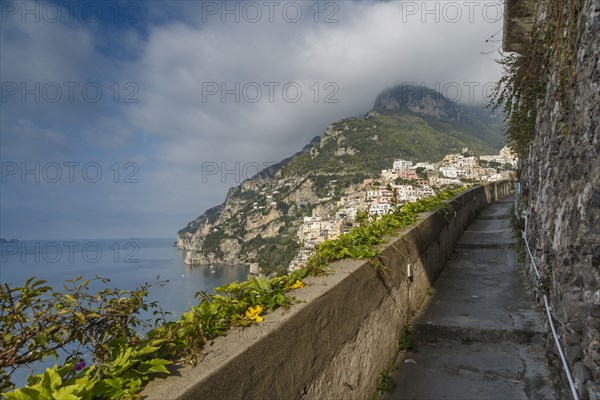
[520, 0, 600, 398]
[502, 0, 536, 53]
[142, 181, 513, 400]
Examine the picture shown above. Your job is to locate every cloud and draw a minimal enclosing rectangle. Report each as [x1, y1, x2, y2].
[1, 0, 505, 239]
[124, 1, 504, 191]
[1, 119, 71, 161]
[0, 12, 96, 84]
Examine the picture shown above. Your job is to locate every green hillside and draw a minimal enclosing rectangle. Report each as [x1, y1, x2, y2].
[177, 85, 505, 274]
[283, 109, 504, 179]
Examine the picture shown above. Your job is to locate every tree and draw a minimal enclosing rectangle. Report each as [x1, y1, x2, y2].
[355, 210, 369, 227]
[415, 167, 427, 179]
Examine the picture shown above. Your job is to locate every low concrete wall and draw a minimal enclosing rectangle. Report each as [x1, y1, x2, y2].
[143, 181, 514, 400]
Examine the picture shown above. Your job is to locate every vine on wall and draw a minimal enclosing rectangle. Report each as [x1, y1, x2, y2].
[492, 0, 582, 156]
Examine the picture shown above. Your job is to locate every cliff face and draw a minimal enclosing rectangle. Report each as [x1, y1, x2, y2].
[374, 84, 464, 121]
[177, 86, 505, 274]
[176, 171, 317, 267]
[373, 85, 463, 122]
[519, 0, 600, 397]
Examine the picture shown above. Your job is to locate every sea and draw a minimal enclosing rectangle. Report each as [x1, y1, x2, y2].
[0, 238, 249, 388]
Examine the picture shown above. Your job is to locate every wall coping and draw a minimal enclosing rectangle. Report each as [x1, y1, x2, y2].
[142, 181, 514, 400]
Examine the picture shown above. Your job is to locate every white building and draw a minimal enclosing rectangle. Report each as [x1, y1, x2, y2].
[439, 166, 458, 178]
[381, 169, 400, 181]
[414, 162, 435, 171]
[369, 203, 392, 216]
[395, 185, 416, 202]
[366, 189, 392, 201]
[417, 186, 435, 197]
[393, 159, 413, 172]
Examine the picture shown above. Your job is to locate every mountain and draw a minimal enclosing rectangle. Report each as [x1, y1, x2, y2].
[176, 85, 505, 274]
[372, 84, 505, 152]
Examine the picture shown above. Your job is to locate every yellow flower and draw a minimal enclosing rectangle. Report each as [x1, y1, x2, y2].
[245, 305, 263, 322]
[290, 280, 305, 290]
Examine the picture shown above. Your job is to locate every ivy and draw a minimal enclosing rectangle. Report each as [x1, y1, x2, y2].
[491, 0, 582, 156]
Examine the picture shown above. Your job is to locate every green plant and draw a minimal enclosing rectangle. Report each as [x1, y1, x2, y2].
[257, 237, 301, 276]
[2, 270, 309, 398]
[2, 187, 470, 398]
[398, 324, 415, 351]
[369, 258, 384, 271]
[0, 276, 168, 394]
[491, 0, 582, 156]
[425, 287, 434, 296]
[374, 363, 396, 399]
[305, 187, 467, 276]
[4, 340, 171, 400]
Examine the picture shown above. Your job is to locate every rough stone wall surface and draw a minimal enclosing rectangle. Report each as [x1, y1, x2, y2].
[521, 0, 600, 398]
[502, 0, 536, 52]
[142, 182, 513, 400]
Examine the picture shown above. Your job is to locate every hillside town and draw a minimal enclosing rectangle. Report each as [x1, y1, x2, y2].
[287, 146, 517, 271]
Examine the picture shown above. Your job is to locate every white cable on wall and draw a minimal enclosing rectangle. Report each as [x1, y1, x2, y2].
[515, 188, 580, 400]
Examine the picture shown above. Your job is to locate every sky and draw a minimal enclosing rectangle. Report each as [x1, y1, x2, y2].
[0, 0, 506, 240]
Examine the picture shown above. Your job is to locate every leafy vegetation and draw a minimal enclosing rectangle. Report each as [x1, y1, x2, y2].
[0, 276, 170, 398]
[398, 324, 415, 352]
[374, 363, 396, 399]
[2, 184, 468, 398]
[282, 111, 502, 180]
[1, 272, 308, 399]
[305, 186, 465, 275]
[201, 229, 227, 260]
[491, 0, 582, 155]
[250, 236, 301, 276]
[179, 85, 503, 268]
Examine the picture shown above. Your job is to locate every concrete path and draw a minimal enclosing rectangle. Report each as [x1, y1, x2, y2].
[386, 195, 558, 400]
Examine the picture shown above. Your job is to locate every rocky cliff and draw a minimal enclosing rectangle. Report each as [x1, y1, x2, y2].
[177, 86, 505, 274]
[517, 0, 600, 398]
[374, 84, 464, 121]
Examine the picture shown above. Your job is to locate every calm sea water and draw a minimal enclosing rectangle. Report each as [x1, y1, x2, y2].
[0, 238, 249, 388]
[0, 238, 249, 316]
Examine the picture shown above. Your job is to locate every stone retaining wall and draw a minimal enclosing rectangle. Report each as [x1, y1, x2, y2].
[519, 1, 600, 398]
[143, 181, 513, 400]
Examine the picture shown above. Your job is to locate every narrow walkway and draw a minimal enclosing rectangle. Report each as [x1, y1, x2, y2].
[387, 195, 558, 400]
